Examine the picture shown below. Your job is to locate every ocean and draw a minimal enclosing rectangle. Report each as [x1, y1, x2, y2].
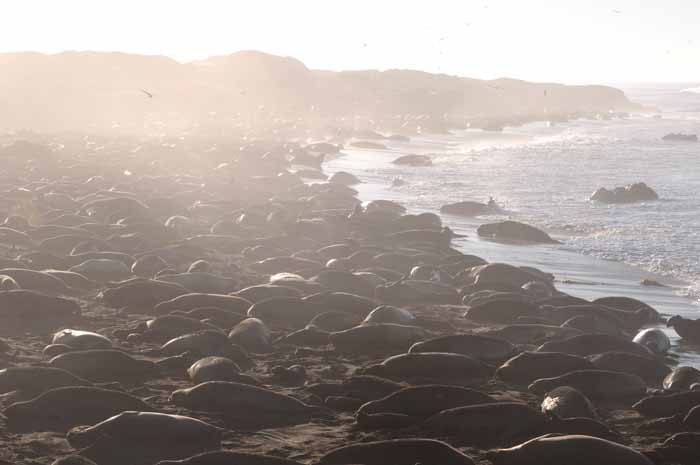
[323, 82, 700, 365]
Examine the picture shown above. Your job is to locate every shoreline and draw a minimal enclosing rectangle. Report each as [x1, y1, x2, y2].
[323, 142, 700, 367]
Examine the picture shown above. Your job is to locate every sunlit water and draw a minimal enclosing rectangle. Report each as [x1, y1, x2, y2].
[324, 83, 700, 365]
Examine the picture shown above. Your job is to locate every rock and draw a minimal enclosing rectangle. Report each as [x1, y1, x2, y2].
[350, 141, 388, 150]
[590, 182, 659, 204]
[440, 201, 490, 216]
[329, 171, 361, 185]
[662, 133, 697, 142]
[391, 154, 432, 166]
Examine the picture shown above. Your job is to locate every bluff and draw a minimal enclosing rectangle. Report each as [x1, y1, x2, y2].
[0, 50, 641, 134]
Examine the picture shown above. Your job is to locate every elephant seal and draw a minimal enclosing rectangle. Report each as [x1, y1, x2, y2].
[362, 305, 415, 325]
[303, 292, 377, 317]
[633, 390, 700, 417]
[52, 329, 112, 350]
[0, 366, 91, 397]
[683, 404, 700, 428]
[247, 297, 326, 328]
[49, 349, 158, 382]
[176, 306, 246, 328]
[144, 315, 221, 340]
[155, 451, 303, 465]
[51, 456, 98, 465]
[464, 298, 540, 324]
[0, 274, 20, 290]
[467, 263, 552, 290]
[69, 259, 132, 282]
[363, 352, 492, 385]
[44, 270, 98, 291]
[157, 272, 237, 294]
[654, 432, 700, 465]
[537, 334, 653, 357]
[170, 381, 324, 426]
[587, 352, 671, 385]
[424, 402, 546, 445]
[486, 434, 653, 465]
[307, 311, 363, 332]
[666, 315, 700, 344]
[330, 323, 426, 354]
[227, 318, 272, 352]
[131, 254, 169, 277]
[410, 334, 517, 363]
[560, 315, 621, 335]
[355, 411, 416, 429]
[496, 352, 594, 385]
[277, 326, 330, 347]
[357, 385, 494, 419]
[98, 279, 187, 309]
[66, 411, 222, 465]
[0, 268, 71, 293]
[541, 386, 598, 419]
[594, 296, 662, 323]
[159, 330, 251, 368]
[317, 438, 475, 465]
[663, 366, 700, 391]
[3, 386, 153, 432]
[234, 284, 303, 302]
[633, 328, 671, 355]
[187, 356, 258, 386]
[307, 375, 405, 403]
[0, 289, 80, 324]
[477, 220, 559, 244]
[187, 259, 211, 273]
[529, 370, 647, 400]
[484, 324, 582, 345]
[376, 279, 459, 305]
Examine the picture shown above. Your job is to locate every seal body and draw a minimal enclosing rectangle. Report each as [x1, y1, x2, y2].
[486, 434, 653, 465]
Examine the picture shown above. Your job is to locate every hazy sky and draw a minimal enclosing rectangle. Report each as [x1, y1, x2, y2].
[2, 0, 699, 84]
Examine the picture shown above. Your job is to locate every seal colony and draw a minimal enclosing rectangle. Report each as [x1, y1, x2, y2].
[0, 134, 697, 465]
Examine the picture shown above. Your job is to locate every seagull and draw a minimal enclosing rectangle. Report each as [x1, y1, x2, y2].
[140, 89, 153, 98]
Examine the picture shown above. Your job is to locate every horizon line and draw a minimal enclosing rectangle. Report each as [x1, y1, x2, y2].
[2, 49, 699, 88]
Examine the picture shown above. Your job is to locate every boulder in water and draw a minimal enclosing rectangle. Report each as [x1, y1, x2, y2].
[391, 154, 432, 166]
[590, 182, 659, 204]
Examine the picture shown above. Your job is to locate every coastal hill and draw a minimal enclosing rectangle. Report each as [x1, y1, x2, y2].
[0, 50, 641, 134]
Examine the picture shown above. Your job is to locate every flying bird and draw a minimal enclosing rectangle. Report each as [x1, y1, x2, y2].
[140, 89, 153, 98]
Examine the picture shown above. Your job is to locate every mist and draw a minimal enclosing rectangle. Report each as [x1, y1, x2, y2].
[0, 3, 699, 465]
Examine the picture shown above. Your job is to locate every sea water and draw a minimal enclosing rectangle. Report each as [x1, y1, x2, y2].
[323, 83, 700, 365]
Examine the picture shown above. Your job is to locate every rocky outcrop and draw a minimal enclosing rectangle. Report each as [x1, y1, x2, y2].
[590, 183, 659, 204]
[0, 51, 643, 134]
[391, 155, 432, 166]
[477, 220, 559, 244]
[662, 133, 697, 142]
[350, 141, 388, 150]
[440, 201, 490, 216]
